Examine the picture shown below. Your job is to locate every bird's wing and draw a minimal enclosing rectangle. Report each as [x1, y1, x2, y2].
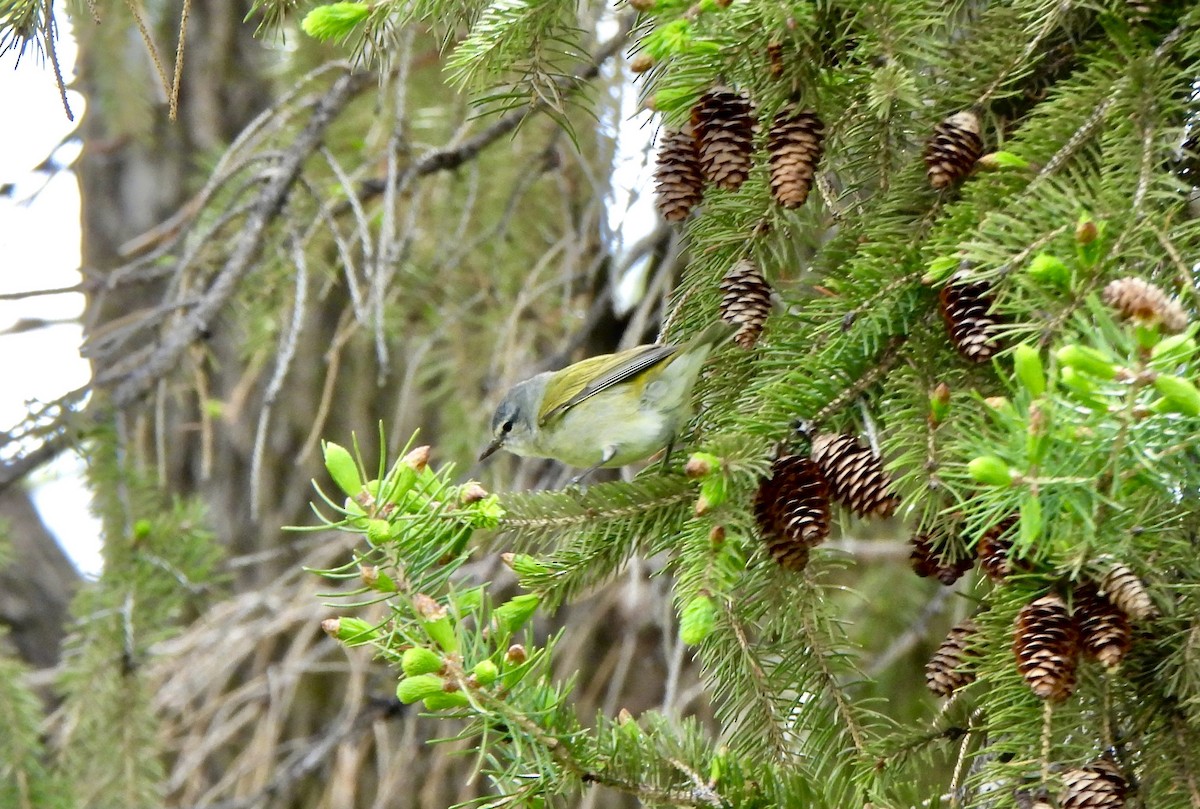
[538, 344, 679, 424]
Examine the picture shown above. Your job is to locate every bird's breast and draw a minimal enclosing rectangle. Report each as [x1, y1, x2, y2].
[534, 393, 679, 468]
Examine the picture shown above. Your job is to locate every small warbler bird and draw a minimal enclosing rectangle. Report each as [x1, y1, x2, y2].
[479, 321, 733, 477]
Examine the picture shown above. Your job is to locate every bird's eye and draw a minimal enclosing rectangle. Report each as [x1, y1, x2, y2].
[502, 420, 514, 433]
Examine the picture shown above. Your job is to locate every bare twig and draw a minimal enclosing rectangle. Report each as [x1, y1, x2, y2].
[0, 385, 91, 491]
[0, 432, 72, 491]
[317, 148, 371, 320]
[43, 0, 72, 121]
[1153, 226, 1200, 306]
[0, 283, 85, 301]
[249, 225, 311, 515]
[169, 0, 191, 122]
[103, 70, 369, 408]
[865, 587, 953, 677]
[107, 61, 354, 266]
[123, 0, 171, 103]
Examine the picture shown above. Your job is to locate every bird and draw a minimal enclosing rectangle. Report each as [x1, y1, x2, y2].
[479, 321, 733, 481]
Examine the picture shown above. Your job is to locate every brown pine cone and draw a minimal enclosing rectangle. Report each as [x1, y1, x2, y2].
[653, 125, 704, 222]
[910, 532, 974, 585]
[977, 518, 1023, 582]
[1102, 276, 1188, 334]
[767, 107, 825, 208]
[926, 617, 979, 697]
[1060, 757, 1128, 809]
[754, 455, 831, 571]
[719, 259, 772, 349]
[810, 432, 900, 519]
[939, 272, 1002, 362]
[924, 111, 984, 189]
[1073, 582, 1132, 668]
[1099, 562, 1157, 621]
[1013, 593, 1079, 701]
[692, 86, 755, 191]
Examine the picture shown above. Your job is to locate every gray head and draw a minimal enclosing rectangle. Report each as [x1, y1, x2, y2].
[478, 373, 550, 461]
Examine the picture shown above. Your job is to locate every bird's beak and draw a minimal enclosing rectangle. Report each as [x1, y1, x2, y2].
[478, 435, 504, 462]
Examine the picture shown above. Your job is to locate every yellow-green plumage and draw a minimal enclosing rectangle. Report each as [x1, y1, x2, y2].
[481, 322, 734, 472]
[537, 344, 677, 424]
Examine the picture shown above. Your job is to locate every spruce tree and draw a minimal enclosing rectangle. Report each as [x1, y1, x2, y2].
[302, 2, 1200, 806]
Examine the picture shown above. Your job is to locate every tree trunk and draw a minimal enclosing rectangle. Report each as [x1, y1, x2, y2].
[0, 487, 78, 667]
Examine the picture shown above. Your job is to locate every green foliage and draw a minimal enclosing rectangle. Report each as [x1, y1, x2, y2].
[0, 648, 67, 809]
[0, 0, 46, 59]
[52, 427, 223, 808]
[244, 0, 303, 36]
[300, 2, 370, 42]
[444, 0, 586, 113]
[289, 0, 1200, 806]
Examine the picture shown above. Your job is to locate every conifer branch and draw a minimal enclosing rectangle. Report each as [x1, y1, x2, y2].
[493, 705, 727, 808]
[947, 714, 974, 809]
[356, 13, 634, 204]
[1033, 93, 1119, 183]
[717, 603, 787, 757]
[1152, 226, 1200, 306]
[501, 479, 693, 606]
[976, 0, 1067, 105]
[0, 653, 56, 808]
[1039, 701, 1054, 784]
[994, 224, 1070, 280]
[1172, 717, 1200, 809]
[499, 479, 693, 531]
[799, 609, 866, 755]
[810, 335, 907, 428]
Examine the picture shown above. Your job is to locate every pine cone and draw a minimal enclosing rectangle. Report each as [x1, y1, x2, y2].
[1099, 563, 1157, 621]
[767, 41, 784, 78]
[977, 518, 1021, 582]
[1013, 593, 1079, 701]
[939, 272, 1002, 362]
[926, 617, 979, 697]
[810, 433, 900, 519]
[910, 533, 974, 585]
[767, 108, 825, 209]
[654, 126, 704, 222]
[754, 455, 831, 570]
[1073, 582, 1132, 668]
[1101, 277, 1188, 334]
[924, 110, 984, 189]
[1060, 758, 1128, 809]
[692, 86, 755, 191]
[719, 259, 772, 348]
[909, 532, 941, 579]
